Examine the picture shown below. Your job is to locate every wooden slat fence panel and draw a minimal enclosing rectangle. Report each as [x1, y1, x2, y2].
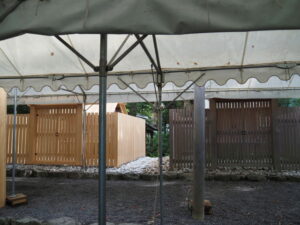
[85, 112, 146, 167]
[170, 99, 300, 170]
[170, 107, 211, 169]
[31, 105, 82, 165]
[86, 113, 99, 166]
[116, 113, 145, 166]
[85, 112, 118, 167]
[6, 114, 29, 164]
[6, 108, 146, 168]
[276, 107, 300, 170]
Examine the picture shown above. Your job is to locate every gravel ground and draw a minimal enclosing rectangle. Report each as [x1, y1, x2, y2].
[1, 178, 300, 225]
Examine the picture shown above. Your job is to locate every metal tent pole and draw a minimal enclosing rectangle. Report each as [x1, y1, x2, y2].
[192, 86, 205, 220]
[99, 34, 107, 225]
[157, 83, 164, 225]
[11, 87, 17, 197]
[152, 35, 164, 225]
[79, 86, 87, 169]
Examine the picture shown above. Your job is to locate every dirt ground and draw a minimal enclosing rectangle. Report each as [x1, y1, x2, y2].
[1, 178, 300, 225]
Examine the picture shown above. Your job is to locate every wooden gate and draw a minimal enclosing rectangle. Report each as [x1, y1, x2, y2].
[28, 104, 82, 165]
[215, 99, 272, 167]
[170, 99, 276, 169]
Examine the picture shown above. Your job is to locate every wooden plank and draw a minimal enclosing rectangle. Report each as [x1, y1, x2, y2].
[169, 110, 174, 170]
[27, 106, 36, 164]
[210, 99, 217, 169]
[271, 99, 281, 170]
[0, 88, 6, 208]
[76, 105, 83, 165]
[6, 193, 28, 206]
[116, 112, 145, 167]
[6, 114, 28, 164]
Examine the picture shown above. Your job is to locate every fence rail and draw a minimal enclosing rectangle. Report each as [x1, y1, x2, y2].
[169, 99, 300, 170]
[6, 105, 145, 167]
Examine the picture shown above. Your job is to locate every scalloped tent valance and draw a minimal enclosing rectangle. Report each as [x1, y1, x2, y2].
[6, 76, 300, 105]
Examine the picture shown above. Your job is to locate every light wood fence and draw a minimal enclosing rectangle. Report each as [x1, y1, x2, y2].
[6, 114, 29, 164]
[6, 105, 145, 167]
[85, 112, 145, 167]
[170, 99, 300, 170]
[0, 89, 7, 208]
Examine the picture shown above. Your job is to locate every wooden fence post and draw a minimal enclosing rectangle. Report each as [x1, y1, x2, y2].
[27, 105, 36, 164]
[169, 110, 174, 170]
[76, 104, 83, 166]
[0, 88, 7, 208]
[210, 99, 217, 169]
[271, 99, 281, 171]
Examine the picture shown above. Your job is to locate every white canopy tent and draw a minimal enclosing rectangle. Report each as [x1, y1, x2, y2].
[1, 1, 300, 223]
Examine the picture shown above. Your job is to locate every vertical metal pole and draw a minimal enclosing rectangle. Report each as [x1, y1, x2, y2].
[192, 86, 205, 220]
[157, 83, 164, 225]
[80, 87, 87, 169]
[153, 35, 164, 225]
[11, 88, 17, 196]
[99, 34, 107, 225]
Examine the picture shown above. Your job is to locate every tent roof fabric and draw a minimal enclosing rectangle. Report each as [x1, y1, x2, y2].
[1, 0, 300, 40]
[0, 31, 300, 92]
[1, 1, 300, 92]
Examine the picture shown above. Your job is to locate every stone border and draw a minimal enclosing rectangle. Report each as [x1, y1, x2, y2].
[6, 167, 300, 182]
[0, 216, 140, 225]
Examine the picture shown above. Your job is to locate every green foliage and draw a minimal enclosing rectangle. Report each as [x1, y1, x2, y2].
[126, 102, 153, 122]
[127, 101, 185, 157]
[146, 131, 169, 157]
[7, 105, 30, 114]
[278, 99, 300, 107]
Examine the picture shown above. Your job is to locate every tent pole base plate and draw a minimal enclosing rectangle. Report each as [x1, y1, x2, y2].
[6, 193, 28, 206]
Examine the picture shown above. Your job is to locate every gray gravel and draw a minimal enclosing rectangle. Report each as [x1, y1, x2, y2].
[1, 178, 300, 225]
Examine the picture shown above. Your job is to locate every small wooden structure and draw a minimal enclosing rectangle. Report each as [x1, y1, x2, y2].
[6, 104, 145, 167]
[0, 88, 6, 208]
[6, 193, 28, 206]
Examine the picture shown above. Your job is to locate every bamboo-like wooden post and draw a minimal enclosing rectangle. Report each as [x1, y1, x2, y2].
[0, 88, 7, 208]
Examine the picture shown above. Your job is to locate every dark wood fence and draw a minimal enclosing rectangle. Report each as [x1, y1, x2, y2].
[169, 99, 300, 170]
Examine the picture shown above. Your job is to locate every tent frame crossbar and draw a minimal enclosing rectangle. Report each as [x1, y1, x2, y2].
[165, 73, 205, 109]
[0, 62, 298, 80]
[107, 35, 148, 70]
[117, 77, 154, 106]
[55, 35, 99, 72]
[134, 34, 161, 75]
